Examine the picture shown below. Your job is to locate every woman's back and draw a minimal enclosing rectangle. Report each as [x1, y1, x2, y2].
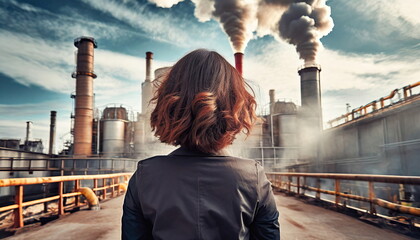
[123, 147, 279, 239]
[122, 49, 279, 239]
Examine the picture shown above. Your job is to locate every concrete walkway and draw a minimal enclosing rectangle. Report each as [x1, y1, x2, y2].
[7, 193, 414, 240]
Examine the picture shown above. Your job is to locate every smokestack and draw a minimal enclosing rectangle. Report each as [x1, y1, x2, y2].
[298, 64, 322, 165]
[142, 52, 154, 115]
[49, 111, 56, 155]
[298, 64, 322, 130]
[145, 51, 153, 82]
[269, 89, 275, 114]
[72, 36, 97, 157]
[234, 52, 243, 75]
[25, 121, 32, 143]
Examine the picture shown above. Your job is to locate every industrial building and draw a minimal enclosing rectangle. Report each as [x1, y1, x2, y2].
[0, 36, 419, 178]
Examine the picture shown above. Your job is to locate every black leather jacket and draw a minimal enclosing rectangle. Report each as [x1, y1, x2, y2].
[122, 147, 280, 240]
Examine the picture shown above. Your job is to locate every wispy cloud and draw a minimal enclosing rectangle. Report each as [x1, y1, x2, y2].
[80, 0, 219, 48]
[340, 0, 420, 47]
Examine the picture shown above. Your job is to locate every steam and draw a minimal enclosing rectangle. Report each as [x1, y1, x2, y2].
[149, 0, 333, 62]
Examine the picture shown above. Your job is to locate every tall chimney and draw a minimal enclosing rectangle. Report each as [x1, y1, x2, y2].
[49, 111, 57, 155]
[298, 64, 322, 164]
[298, 65, 323, 130]
[25, 121, 32, 143]
[269, 89, 275, 115]
[72, 36, 97, 157]
[234, 52, 243, 75]
[142, 52, 154, 115]
[145, 51, 153, 82]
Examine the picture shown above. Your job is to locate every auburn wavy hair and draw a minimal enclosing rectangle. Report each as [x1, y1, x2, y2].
[150, 49, 257, 154]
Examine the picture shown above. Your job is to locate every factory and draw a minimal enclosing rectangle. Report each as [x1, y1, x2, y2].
[0, 36, 419, 178]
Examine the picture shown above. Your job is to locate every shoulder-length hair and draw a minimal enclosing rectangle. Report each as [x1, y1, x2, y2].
[150, 49, 257, 154]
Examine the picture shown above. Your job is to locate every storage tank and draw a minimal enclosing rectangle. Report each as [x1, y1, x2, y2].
[101, 107, 127, 157]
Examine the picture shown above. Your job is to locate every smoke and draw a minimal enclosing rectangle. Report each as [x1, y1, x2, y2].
[149, 0, 333, 61]
[278, 0, 334, 63]
[150, 0, 257, 53]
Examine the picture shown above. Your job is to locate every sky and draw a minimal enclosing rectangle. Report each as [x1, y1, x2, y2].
[0, 0, 420, 153]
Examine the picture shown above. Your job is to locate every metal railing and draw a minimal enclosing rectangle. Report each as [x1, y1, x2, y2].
[0, 157, 138, 172]
[266, 172, 420, 219]
[327, 80, 420, 128]
[0, 173, 131, 229]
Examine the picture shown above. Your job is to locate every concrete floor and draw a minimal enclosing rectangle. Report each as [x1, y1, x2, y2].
[7, 193, 415, 240]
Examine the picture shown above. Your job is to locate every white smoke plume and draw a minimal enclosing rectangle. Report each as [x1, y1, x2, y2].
[149, 0, 333, 61]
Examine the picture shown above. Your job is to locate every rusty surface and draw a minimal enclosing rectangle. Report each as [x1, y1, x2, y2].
[268, 172, 420, 217]
[267, 172, 420, 184]
[72, 37, 96, 157]
[0, 173, 130, 230]
[0, 173, 131, 187]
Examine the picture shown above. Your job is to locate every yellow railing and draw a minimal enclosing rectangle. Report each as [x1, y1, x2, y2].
[327, 80, 420, 128]
[0, 173, 131, 228]
[266, 172, 420, 218]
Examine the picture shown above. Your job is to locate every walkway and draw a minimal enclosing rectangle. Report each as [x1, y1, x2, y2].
[7, 193, 415, 240]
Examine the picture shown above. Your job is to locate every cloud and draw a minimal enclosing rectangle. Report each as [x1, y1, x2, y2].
[0, 30, 74, 92]
[243, 40, 420, 122]
[339, 0, 420, 47]
[80, 0, 219, 48]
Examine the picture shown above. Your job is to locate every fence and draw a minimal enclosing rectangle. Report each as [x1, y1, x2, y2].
[327, 80, 420, 128]
[266, 172, 420, 219]
[0, 157, 137, 173]
[0, 173, 131, 228]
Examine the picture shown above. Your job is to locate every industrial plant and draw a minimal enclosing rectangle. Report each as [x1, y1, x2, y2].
[0, 36, 419, 234]
[0, 36, 419, 175]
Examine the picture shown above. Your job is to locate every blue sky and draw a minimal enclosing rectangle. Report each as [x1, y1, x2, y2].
[1, 0, 420, 153]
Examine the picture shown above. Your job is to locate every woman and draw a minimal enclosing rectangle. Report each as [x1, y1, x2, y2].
[122, 49, 280, 240]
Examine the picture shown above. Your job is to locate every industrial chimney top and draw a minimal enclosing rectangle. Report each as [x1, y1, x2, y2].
[298, 63, 321, 74]
[74, 36, 97, 48]
[146, 51, 153, 59]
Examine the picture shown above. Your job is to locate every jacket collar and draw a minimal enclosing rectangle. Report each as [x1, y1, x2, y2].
[168, 146, 230, 157]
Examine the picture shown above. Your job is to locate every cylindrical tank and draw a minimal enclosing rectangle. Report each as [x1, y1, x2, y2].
[102, 120, 125, 157]
[101, 107, 127, 157]
[72, 36, 97, 157]
[48, 111, 56, 155]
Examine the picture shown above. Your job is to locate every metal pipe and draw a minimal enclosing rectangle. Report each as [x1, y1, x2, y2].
[77, 187, 100, 210]
[234, 52, 243, 75]
[48, 111, 56, 155]
[72, 36, 97, 157]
